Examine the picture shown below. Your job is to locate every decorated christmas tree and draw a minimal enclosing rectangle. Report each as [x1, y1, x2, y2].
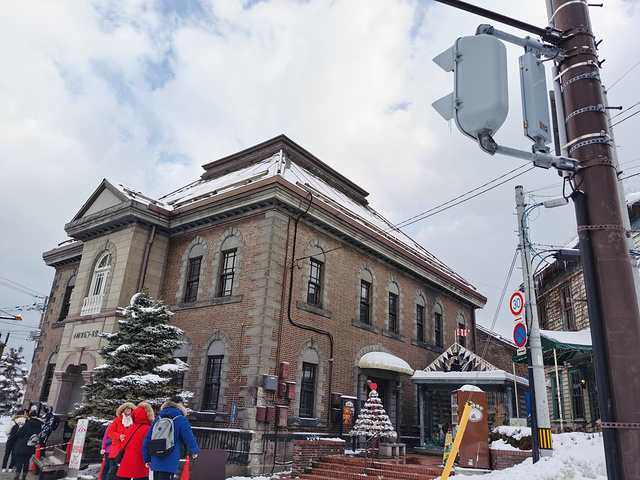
[350, 384, 395, 439]
[73, 292, 189, 420]
[0, 346, 29, 415]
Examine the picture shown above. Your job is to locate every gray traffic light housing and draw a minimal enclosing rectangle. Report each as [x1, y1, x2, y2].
[432, 34, 509, 141]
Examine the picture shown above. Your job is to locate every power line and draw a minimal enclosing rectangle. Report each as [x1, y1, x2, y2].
[395, 165, 535, 229]
[611, 109, 640, 129]
[0, 276, 46, 299]
[608, 58, 640, 91]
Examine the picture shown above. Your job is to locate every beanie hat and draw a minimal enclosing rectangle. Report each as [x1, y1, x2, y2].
[170, 396, 184, 404]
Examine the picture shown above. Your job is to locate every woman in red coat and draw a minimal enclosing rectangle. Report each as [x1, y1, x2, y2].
[106, 402, 136, 480]
[117, 402, 154, 480]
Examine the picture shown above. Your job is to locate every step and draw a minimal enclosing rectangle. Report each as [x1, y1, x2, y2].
[301, 468, 439, 480]
[313, 460, 442, 479]
[318, 456, 444, 476]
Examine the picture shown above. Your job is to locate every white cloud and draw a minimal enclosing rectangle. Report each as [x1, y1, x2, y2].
[1, 0, 639, 361]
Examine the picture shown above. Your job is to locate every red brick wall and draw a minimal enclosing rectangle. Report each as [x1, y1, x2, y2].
[490, 449, 532, 470]
[292, 439, 345, 477]
[24, 262, 78, 405]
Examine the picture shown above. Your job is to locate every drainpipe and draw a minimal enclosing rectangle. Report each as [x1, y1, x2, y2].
[286, 191, 335, 426]
[138, 225, 156, 292]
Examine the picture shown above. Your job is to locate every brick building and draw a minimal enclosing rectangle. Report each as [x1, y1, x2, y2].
[24, 135, 487, 475]
[524, 196, 640, 432]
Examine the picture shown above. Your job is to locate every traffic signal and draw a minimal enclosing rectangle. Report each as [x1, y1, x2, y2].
[432, 34, 509, 141]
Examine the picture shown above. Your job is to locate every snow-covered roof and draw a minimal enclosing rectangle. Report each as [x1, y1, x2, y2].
[358, 351, 414, 375]
[540, 328, 592, 348]
[106, 136, 475, 290]
[411, 369, 529, 387]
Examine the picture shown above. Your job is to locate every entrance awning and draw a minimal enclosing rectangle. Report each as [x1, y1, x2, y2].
[512, 329, 592, 365]
[358, 351, 414, 375]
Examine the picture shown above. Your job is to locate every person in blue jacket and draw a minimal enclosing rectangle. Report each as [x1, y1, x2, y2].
[142, 396, 199, 480]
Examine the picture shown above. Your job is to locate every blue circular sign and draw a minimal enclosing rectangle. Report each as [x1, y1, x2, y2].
[513, 323, 527, 348]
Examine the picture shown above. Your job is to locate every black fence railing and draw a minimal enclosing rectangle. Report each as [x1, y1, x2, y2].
[191, 428, 253, 466]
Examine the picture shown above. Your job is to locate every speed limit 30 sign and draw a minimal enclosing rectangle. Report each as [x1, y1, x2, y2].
[510, 292, 524, 316]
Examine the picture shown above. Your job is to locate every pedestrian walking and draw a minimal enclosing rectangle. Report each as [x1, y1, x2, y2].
[2, 409, 28, 473]
[142, 396, 200, 480]
[100, 422, 114, 480]
[106, 402, 136, 480]
[116, 402, 154, 480]
[11, 411, 43, 480]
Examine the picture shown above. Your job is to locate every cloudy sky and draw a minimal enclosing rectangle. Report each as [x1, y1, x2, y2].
[1, 0, 639, 364]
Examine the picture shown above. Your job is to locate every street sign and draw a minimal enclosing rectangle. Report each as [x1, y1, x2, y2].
[513, 323, 527, 348]
[517, 346, 526, 356]
[510, 292, 524, 316]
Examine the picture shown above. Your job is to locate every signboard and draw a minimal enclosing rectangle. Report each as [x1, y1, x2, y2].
[513, 323, 527, 348]
[342, 400, 355, 426]
[509, 292, 524, 316]
[231, 402, 237, 423]
[517, 346, 526, 356]
[68, 419, 88, 470]
[70, 322, 104, 348]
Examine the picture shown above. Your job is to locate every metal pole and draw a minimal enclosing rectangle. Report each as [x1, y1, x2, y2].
[571, 191, 619, 479]
[551, 0, 640, 477]
[552, 349, 564, 432]
[516, 185, 553, 459]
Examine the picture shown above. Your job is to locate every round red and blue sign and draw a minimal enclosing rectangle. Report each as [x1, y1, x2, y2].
[513, 323, 527, 348]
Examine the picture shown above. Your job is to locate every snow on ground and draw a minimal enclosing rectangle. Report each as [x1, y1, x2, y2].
[457, 432, 607, 480]
[1, 416, 605, 480]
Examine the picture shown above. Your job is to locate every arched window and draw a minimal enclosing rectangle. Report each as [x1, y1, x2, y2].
[81, 252, 112, 315]
[356, 264, 376, 326]
[218, 236, 239, 297]
[184, 244, 206, 303]
[386, 279, 400, 334]
[203, 341, 225, 411]
[177, 236, 208, 305]
[300, 348, 319, 418]
[415, 292, 427, 343]
[304, 242, 328, 308]
[434, 301, 444, 349]
[59, 273, 76, 321]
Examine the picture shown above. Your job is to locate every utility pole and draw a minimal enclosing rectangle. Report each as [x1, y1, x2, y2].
[550, 1, 640, 478]
[515, 185, 552, 459]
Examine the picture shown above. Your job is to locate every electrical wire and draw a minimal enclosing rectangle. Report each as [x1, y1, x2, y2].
[395, 164, 534, 229]
[611, 109, 640, 129]
[607, 58, 640, 91]
[0, 276, 46, 299]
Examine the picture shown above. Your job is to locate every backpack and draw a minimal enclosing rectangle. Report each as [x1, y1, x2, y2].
[148, 416, 175, 456]
[27, 434, 39, 447]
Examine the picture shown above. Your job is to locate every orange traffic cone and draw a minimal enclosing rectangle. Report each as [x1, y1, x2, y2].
[180, 456, 190, 480]
[30, 446, 41, 471]
[66, 442, 72, 462]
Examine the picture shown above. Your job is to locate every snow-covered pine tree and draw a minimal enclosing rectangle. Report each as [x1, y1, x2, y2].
[73, 292, 189, 420]
[350, 387, 395, 439]
[0, 346, 29, 415]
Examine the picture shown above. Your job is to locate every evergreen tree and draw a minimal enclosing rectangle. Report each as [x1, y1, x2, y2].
[73, 292, 189, 420]
[350, 387, 395, 439]
[0, 346, 29, 415]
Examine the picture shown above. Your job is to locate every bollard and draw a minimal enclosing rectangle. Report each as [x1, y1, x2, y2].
[66, 442, 72, 462]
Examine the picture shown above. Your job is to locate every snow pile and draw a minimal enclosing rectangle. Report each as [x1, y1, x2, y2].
[462, 432, 607, 480]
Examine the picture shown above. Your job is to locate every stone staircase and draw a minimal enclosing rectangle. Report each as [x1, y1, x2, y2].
[298, 454, 446, 480]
